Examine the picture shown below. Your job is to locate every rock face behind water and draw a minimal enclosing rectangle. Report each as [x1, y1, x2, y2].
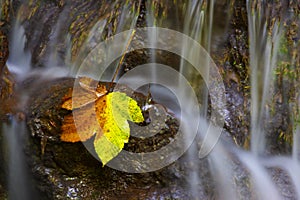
[0, 26, 15, 121]
[0, 21, 10, 199]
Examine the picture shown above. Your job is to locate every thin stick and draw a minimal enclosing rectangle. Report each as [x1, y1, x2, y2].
[109, 29, 136, 91]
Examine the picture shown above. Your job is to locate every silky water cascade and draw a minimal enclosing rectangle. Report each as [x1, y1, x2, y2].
[0, 0, 300, 199]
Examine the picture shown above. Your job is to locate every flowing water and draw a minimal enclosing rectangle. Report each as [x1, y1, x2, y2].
[247, 0, 283, 155]
[3, 19, 45, 200]
[178, 1, 214, 197]
[7, 21, 32, 76]
[2, 118, 38, 200]
[1, 0, 300, 199]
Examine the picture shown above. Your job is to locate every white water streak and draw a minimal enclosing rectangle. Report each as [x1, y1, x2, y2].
[209, 143, 238, 200]
[247, 0, 282, 155]
[176, 0, 218, 197]
[2, 120, 31, 200]
[7, 21, 32, 76]
[293, 115, 300, 162]
[238, 152, 282, 200]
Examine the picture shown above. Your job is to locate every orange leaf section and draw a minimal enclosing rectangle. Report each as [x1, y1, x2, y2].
[94, 96, 107, 127]
[61, 88, 107, 142]
[61, 101, 103, 142]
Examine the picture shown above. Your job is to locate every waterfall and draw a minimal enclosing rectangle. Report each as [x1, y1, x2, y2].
[2, 118, 37, 200]
[246, 0, 283, 155]
[1, 0, 300, 199]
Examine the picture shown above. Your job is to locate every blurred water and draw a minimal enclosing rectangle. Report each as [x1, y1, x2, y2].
[7, 21, 32, 76]
[2, 118, 34, 200]
[246, 0, 283, 155]
[7, 21, 69, 82]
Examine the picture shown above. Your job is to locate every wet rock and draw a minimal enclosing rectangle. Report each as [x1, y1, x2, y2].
[0, 20, 10, 198]
[220, 0, 251, 147]
[0, 183, 7, 199]
[268, 168, 296, 200]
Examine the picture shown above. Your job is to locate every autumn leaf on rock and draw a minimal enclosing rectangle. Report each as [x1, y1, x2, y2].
[61, 102, 101, 142]
[94, 92, 144, 165]
[61, 78, 144, 165]
[62, 77, 107, 110]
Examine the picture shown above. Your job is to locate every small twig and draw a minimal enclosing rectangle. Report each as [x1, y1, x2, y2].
[109, 0, 142, 92]
[109, 29, 136, 92]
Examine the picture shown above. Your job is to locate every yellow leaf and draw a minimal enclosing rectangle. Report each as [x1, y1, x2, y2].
[60, 81, 144, 165]
[94, 92, 144, 165]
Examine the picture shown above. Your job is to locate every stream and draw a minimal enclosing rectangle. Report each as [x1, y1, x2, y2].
[0, 0, 300, 199]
